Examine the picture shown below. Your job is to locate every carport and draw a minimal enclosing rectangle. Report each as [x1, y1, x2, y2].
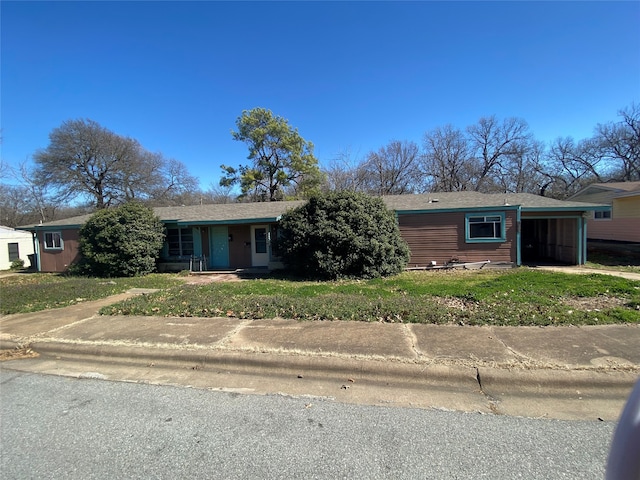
[520, 212, 586, 265]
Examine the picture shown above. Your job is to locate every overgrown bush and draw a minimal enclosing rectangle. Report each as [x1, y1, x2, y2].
[10, 259, 25, 270]
[77, 203, 165, 277]
[274, 191, 410, 279]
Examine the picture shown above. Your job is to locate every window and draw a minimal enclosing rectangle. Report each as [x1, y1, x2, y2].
[44, 232, 63, 250]
[270, 225, 282, 258]
[8, 243, 19, 262]
[465, 213, 505, 242]
[254, 228, 267, 254]
[594, 210, 611, 220]
[167, 228, 194, 256]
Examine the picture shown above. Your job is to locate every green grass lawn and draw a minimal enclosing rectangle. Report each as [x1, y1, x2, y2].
[0, 273, 182, 315]
[3, 269, 638, 326]
[99, 269, 640, 326]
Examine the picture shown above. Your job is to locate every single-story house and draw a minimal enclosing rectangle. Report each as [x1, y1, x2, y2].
[569, 181, 640, 243]
[22, 192, 608, 273]
[0, 226, 35, 270]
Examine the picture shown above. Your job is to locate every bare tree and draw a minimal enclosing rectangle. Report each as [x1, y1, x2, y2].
[203, 183, 236, 204]
[144, 157, 200, 205]
[506, 140, 547, 194]
[358, 140, 420, 196]
[34, 118, 199, 209]
[467, 116, 533, 192]
[0, 161, 61, 225]
[421, 125, 473, 192]
[540, 137, 603, 198]
[594, 103, 640, 181]
[322, 148, 367, 193]
[0, 184, 34, 227]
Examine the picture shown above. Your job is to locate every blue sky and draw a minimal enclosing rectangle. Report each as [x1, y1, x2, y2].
[2, 1, 639, 190]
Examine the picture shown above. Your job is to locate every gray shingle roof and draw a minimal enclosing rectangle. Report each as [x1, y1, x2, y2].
[154, 201, 305, 223]
[23, 192, 606, 229]
[383, 192, 605, 211]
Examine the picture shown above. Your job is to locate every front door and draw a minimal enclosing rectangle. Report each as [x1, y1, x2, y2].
[209, 225, 230, 269]
[250, 225, 269, 267]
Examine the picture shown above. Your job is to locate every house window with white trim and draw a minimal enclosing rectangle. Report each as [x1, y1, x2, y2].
[8, 243, 19, 262]
[594, 210, 611, 220]
[167, 228, 194, 256]
[44, 232, 63, 250]
[465, 213, 506, 242]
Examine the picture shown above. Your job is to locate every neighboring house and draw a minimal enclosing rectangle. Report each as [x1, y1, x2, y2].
[0, 226, 35, 270]
[569, 181, 640, 243]
[22, 192, 607, 273]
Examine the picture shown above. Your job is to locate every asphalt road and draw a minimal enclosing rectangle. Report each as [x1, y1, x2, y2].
[1, 370, 616, 479]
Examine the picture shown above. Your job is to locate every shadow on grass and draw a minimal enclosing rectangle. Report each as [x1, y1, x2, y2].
[587, 241, 640, 267]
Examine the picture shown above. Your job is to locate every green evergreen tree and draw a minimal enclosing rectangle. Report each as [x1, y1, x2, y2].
[221, 108, 323, 201]
[275, 191, 410, 279]
[78, 203, 164, 277]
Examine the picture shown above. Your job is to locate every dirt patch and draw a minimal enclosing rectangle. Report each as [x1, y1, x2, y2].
[432, 295, 629, 313]
[0, 346, 39, 361]
[432, 296, 479, 311]
[561, 296, 628, 311]
[181, 274, 245, 285]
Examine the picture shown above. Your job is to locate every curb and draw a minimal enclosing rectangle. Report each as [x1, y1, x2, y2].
[30, 341, 479, 390]
[25, 340, 640, 399]
[478, 367, 638, 399]
[0, 339, 22, 351]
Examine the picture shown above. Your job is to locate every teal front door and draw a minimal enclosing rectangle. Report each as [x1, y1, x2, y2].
[209, 226, 229, 269]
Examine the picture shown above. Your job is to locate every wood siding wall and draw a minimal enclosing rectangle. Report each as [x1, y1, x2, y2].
[398, 211, 516, 267]
[38, 229, 81, 272]
[548, 218, 578, 263]
[613, 197, 640, 218]
[587, 218, 640, 243]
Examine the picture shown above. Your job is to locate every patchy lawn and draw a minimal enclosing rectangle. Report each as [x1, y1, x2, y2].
[0, 273, 183, 315]
[586, 241, 640, 273]
[100, 269, 640, 326]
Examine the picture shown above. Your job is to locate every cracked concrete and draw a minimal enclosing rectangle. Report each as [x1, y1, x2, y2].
[1, 290, 639, 420]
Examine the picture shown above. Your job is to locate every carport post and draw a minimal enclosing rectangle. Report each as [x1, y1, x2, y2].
[516, 206, 522, 266]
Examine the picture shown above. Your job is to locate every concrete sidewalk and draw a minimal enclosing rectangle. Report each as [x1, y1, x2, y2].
[1, 289, 639, 420]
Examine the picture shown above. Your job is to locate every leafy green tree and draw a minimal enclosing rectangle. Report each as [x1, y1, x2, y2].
[78, 203, 164, 277]
[275, 191, 410, 279]
[221, 108, 323, 201]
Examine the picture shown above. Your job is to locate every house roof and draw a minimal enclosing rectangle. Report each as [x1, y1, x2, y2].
[23, 192, 607, 230]
[384, 192, 605, 212]
[0, 225, 33, 238]
[155, 201, 306, 224]
[22, 201, 306, 229]
[569, 181, 640, 203]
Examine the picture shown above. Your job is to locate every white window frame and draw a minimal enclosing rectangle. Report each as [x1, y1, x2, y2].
[8, 242, 20, 262]
[594, 210, 611, 220]
[465, 213, 506, 243]
[44, 231, 63, 250]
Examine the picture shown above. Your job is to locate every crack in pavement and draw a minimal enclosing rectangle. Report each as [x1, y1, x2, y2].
[488, 326, 538, 365]
[475, 366, 501, 414]
[30, 315, 99, 338]
[212, 319, 253, 348]
[401, 324, 420, 359]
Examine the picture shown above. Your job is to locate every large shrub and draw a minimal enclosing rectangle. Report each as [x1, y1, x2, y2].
[78, 203, 165, 277]
[275, 191, 410, 279]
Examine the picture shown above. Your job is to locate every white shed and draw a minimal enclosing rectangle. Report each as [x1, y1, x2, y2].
[0, 226, 35, 270]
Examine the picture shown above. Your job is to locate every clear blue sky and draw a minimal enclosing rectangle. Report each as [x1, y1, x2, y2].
[2, 1, 639, 190]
